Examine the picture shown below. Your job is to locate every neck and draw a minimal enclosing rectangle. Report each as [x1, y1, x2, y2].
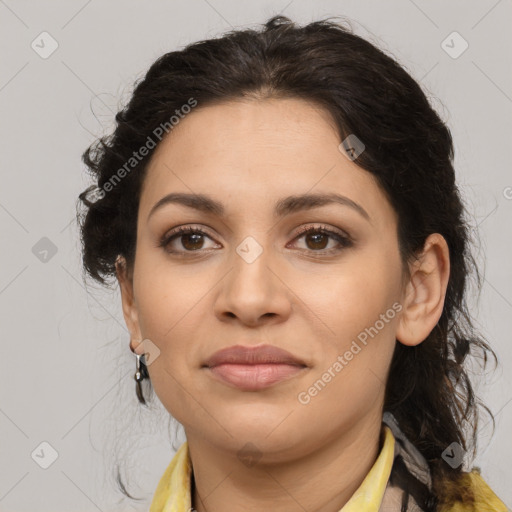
[186, 412, 384, 512]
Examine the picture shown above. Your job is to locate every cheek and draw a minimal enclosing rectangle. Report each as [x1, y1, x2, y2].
[294, 252, 401, 342]
[132, 259, 213, 416]
[296, 294, 398, 427]
[295, 352, 392, 439]
[133, 252, 206, 338]
[293, 251, 401, 405]
[133, 280, 199, 423]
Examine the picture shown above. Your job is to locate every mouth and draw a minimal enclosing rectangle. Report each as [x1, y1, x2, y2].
[206, 362, 307, 391]
[202, 344, 309, 391]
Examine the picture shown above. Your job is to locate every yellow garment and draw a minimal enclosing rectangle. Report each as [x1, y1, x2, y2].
[440, 470, 509, 512]
[148, 425, 509, 511]
[149, 426, 395, 511]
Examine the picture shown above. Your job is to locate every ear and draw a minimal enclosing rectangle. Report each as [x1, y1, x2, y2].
[115, 256, 144, 355]
[396, 233, 450, 347]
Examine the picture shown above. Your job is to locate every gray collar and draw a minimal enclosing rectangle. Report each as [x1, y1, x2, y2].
[378, 412, 434, 511]
[383, 411, 433, 491]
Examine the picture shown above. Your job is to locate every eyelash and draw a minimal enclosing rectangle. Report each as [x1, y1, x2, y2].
[158, 224, 353, 256]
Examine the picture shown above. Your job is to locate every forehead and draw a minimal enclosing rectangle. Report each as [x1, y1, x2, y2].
[139, 98, 396, 228]
[146, 97, 340, 173]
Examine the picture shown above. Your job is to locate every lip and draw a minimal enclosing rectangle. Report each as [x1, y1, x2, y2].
[202, 344, 308, 391]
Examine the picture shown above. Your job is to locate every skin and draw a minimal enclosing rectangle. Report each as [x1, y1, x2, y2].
[116, 97, 450, 512]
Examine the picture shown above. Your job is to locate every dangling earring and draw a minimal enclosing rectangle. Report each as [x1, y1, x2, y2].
[132, 342, 149, 405]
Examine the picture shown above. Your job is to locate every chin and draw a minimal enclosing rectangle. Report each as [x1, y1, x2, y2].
[217, 406, 303, 442]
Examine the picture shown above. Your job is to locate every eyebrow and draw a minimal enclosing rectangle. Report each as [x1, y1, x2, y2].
[147, 192, 371, 223]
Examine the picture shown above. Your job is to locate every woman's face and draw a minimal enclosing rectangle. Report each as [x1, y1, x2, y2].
[120, 97, 409, 460]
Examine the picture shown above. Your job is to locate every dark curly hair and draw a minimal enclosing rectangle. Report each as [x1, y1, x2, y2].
[76, 14, 498, 510]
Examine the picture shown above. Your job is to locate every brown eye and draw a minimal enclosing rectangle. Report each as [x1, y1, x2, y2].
[159, 226, 219, 254]
[290, 225, 353, 253]
[304, 232, 329, 250]
[180, 232, 205, 250]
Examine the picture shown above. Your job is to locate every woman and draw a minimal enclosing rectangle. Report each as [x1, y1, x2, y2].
[77, 15, 509, 512]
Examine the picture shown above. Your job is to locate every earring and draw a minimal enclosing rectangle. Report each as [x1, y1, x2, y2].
[132, 343, 149, 405]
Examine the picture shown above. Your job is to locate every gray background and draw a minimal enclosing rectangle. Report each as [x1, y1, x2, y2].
[1, 1, 511, 510]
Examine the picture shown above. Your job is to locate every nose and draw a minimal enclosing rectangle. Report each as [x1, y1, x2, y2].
[212, 240, 292, 327]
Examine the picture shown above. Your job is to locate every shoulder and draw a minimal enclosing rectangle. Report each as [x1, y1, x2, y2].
[439, 469, 509, 512]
